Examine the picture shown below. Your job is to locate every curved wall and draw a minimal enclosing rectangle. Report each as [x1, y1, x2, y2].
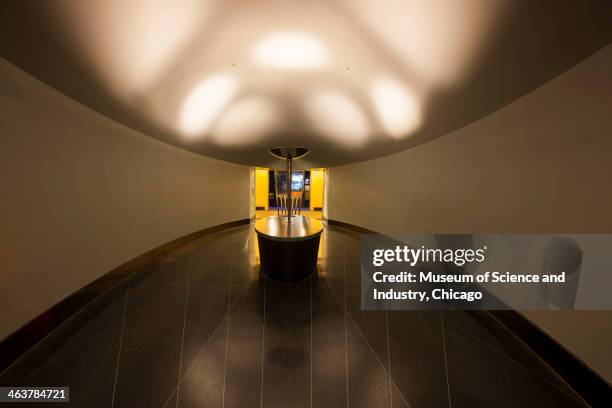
[328, 45, 612, 381]
[0, 60, 249, 340]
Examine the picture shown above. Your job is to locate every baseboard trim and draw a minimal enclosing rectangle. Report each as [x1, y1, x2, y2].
[327, 219, 378, 236]
[326, 218, 611, 406]
[490, 310, 611, 406]
[0, 218, 250, 372]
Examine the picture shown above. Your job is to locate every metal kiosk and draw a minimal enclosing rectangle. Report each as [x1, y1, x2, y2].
[255, 148, 323, 282]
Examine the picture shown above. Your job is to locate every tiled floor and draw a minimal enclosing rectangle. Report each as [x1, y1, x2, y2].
[0, 224, 588, 407]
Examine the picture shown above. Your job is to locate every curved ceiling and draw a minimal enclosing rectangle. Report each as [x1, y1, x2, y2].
[1, 0, 611, 168]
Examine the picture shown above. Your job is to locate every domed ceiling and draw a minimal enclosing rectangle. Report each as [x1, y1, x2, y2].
[2, 0, 611, 168]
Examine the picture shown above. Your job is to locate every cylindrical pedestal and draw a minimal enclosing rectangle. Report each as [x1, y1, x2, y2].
[257, 233, 321, 282]
[255, 216, 323, 282]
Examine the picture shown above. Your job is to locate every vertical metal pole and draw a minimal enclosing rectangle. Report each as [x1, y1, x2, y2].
[287, 155, 292, 224]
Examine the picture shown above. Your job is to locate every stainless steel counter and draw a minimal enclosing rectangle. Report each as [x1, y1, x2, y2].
[255, 215, 323, 241]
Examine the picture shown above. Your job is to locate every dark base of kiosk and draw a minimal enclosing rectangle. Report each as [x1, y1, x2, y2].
[257, 233, 321, 282]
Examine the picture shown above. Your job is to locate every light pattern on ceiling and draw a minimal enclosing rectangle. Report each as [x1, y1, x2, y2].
[44, 0, 506, 150]
[5, 0, 610, 166]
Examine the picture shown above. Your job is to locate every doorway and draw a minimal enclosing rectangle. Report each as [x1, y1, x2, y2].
[253, 168, 325, 220]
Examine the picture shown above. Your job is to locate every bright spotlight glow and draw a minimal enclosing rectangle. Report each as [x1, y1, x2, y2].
[371, 78, 422, 139]
[53, 0, 211, 96]
[306, 92, 369, 146]
[179, 74, 239, 137]
[212, 97, 281, 146]
[251, 31, 329, 70]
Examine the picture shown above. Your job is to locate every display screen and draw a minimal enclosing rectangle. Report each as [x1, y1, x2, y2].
[291, 173, 304, 192]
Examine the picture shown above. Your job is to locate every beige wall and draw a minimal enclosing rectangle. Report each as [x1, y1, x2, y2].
[0, 59, 249, 340]
[328, 45, 612, 382]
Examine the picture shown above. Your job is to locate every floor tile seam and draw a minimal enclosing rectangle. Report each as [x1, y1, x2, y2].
[161, 316, 228, 408]
[4, 257, 191, 380]
[0, 277, 130, 378]
[222, 256, 234, 407]
[486, 311, 592, 405]
[326, 227, 409, 405]
[322, 276, 411, 408]
[260, 278, 266, 408]
[4, 319, 123, 385]
[110, 287, 129, 408]
[440, 312, 453, 408]
[175, 252, 191, 408]
[124, 281, 189, 321]
[385, 306, 393, 408]
[180, 277, 251, 382]
[160, 388, 178, 408]
[344, 252, 349, 408]
[310, 274, 313, 408]
[159, 277, 253, 406]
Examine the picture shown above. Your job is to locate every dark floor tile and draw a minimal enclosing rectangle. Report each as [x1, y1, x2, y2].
[444, 310, 578, 395]
[163, 390, 177, 408]
[346, 311, 392, 408]
[229, 256, 260, 303]
[189, 249, 230, 283]
[0, 281, 128, 385]
[264, 277, 311, 334]
[318, 257, 345, 302]
[445, 324, 587, 408]
[319, 236, 347, 260]
[224, 279, 265, 408]
[350, 308, 389, 376]
[344, 238, 362, 259]
[234, 230, 260, 259]
[189, 233, 237, 261]
[311, 277, 347, 408]
[313, 264, 391, 407]
[177, 316, 227, 408]
[391, 384, 411, 408]
[179, 258, 230, 378]
[126, 256, 188, 314]
[344, 259, 391, 373]
[113, 283, 186, 408]
[5, 322, 122, 408]
[262, 277, 311, 408]
[388, 311, 449, 408]
[323, 254, 392, 383]
[341, 257, 361, 298]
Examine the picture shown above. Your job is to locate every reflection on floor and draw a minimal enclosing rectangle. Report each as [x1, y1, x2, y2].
[0, 224, 587, 407]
